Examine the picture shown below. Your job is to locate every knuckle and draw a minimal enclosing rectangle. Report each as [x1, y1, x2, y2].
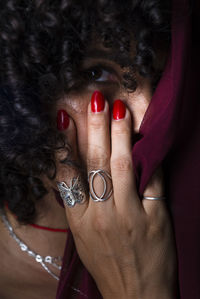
[148, 204, 168, 226]
[123, 217, 134, 235]
[130, 217, 147, 239]
[111, 156, 132, 172]
[87, 151, 110, 168]
[66, 215, 82, 236]
[93, 214, 109, 234]
[89, 115, 105, 131]
[148, 222, 159, 237]
[148, 211, 169, 239]
[113, 125, 130, 137]
[148, 222, 167, 243]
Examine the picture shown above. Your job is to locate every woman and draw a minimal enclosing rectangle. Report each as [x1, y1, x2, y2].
[0, 0, 198, 298]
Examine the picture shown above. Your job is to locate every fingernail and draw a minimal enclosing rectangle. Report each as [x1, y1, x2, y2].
[91, 90, 105, 113]
[113, 100, 126, 120]
[57, 109, 69, 131]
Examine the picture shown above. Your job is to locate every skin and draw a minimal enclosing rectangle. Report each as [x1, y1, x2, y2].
[55, 100, 177, 298]
[54, 48, 177, 297]
[0, 47, 177, 298]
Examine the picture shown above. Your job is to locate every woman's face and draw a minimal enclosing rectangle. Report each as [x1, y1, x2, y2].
[56, 44, 153, 167]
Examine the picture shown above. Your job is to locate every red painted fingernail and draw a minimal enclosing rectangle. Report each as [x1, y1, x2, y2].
[91, 90, 105, 113]
[57, 109, 69, 131]
[113, 100, 126, 120]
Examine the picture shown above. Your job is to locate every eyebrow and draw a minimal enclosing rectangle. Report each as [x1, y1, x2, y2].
[84, 49, 132, 67]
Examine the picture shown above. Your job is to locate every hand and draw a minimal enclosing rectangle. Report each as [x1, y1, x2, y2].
[56, 92, 177, 299]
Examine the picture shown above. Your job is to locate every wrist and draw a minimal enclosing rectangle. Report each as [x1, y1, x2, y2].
[101, 280, 177, 299]
[142, 283, 178, 299]
[102, 289, 176, 299]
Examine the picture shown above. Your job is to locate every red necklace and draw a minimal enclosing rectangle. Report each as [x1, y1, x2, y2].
[29, 223, 69, 233]
[4, 202, 69, 233]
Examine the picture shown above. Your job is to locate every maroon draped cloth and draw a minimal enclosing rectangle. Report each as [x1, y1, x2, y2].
[56, 0, 200, 298]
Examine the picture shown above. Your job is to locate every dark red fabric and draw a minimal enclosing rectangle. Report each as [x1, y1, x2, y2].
[56, 0, 200, 298]
[134, 1, 200, 298]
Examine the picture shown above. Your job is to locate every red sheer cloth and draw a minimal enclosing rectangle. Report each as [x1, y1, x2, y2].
[56, 0, 200, 297]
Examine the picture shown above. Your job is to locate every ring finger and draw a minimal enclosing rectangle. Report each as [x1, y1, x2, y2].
[111, 100, 141, 212]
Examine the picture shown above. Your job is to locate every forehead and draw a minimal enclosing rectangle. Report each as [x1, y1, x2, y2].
[83, 48, 134, 67]
[82, 32, 136, 66]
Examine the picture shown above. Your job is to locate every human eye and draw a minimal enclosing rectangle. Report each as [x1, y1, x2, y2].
[83, 65, 119, 84]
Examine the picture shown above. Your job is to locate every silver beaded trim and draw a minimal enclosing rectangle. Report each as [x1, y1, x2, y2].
[0, 209, 62, 281]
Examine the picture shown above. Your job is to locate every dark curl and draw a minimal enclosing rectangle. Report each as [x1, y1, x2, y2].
[0, 0, 171, 224]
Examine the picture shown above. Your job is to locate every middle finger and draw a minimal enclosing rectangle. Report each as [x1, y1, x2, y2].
[87, 91, 113, 208]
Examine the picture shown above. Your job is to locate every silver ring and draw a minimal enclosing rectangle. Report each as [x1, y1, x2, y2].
[56, 177, 86, 207]
[143, 196, 166, 201]
[88, 170, 113, 202]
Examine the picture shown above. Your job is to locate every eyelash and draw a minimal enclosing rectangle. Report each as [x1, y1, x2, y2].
[83, 65, 118, 84]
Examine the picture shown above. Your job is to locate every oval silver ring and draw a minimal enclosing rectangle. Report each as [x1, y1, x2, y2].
[88, 170, 113, 202]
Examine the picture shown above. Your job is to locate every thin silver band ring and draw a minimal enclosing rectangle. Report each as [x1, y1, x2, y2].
[143, 196, 166, 201]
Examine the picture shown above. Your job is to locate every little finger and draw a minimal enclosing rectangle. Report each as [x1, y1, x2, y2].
[142, 166, 167, 218]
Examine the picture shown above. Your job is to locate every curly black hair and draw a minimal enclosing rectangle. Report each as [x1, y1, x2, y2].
[0, 0, 171, 224]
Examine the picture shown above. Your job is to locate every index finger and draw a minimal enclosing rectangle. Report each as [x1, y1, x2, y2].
[55, 113, 89, 226]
